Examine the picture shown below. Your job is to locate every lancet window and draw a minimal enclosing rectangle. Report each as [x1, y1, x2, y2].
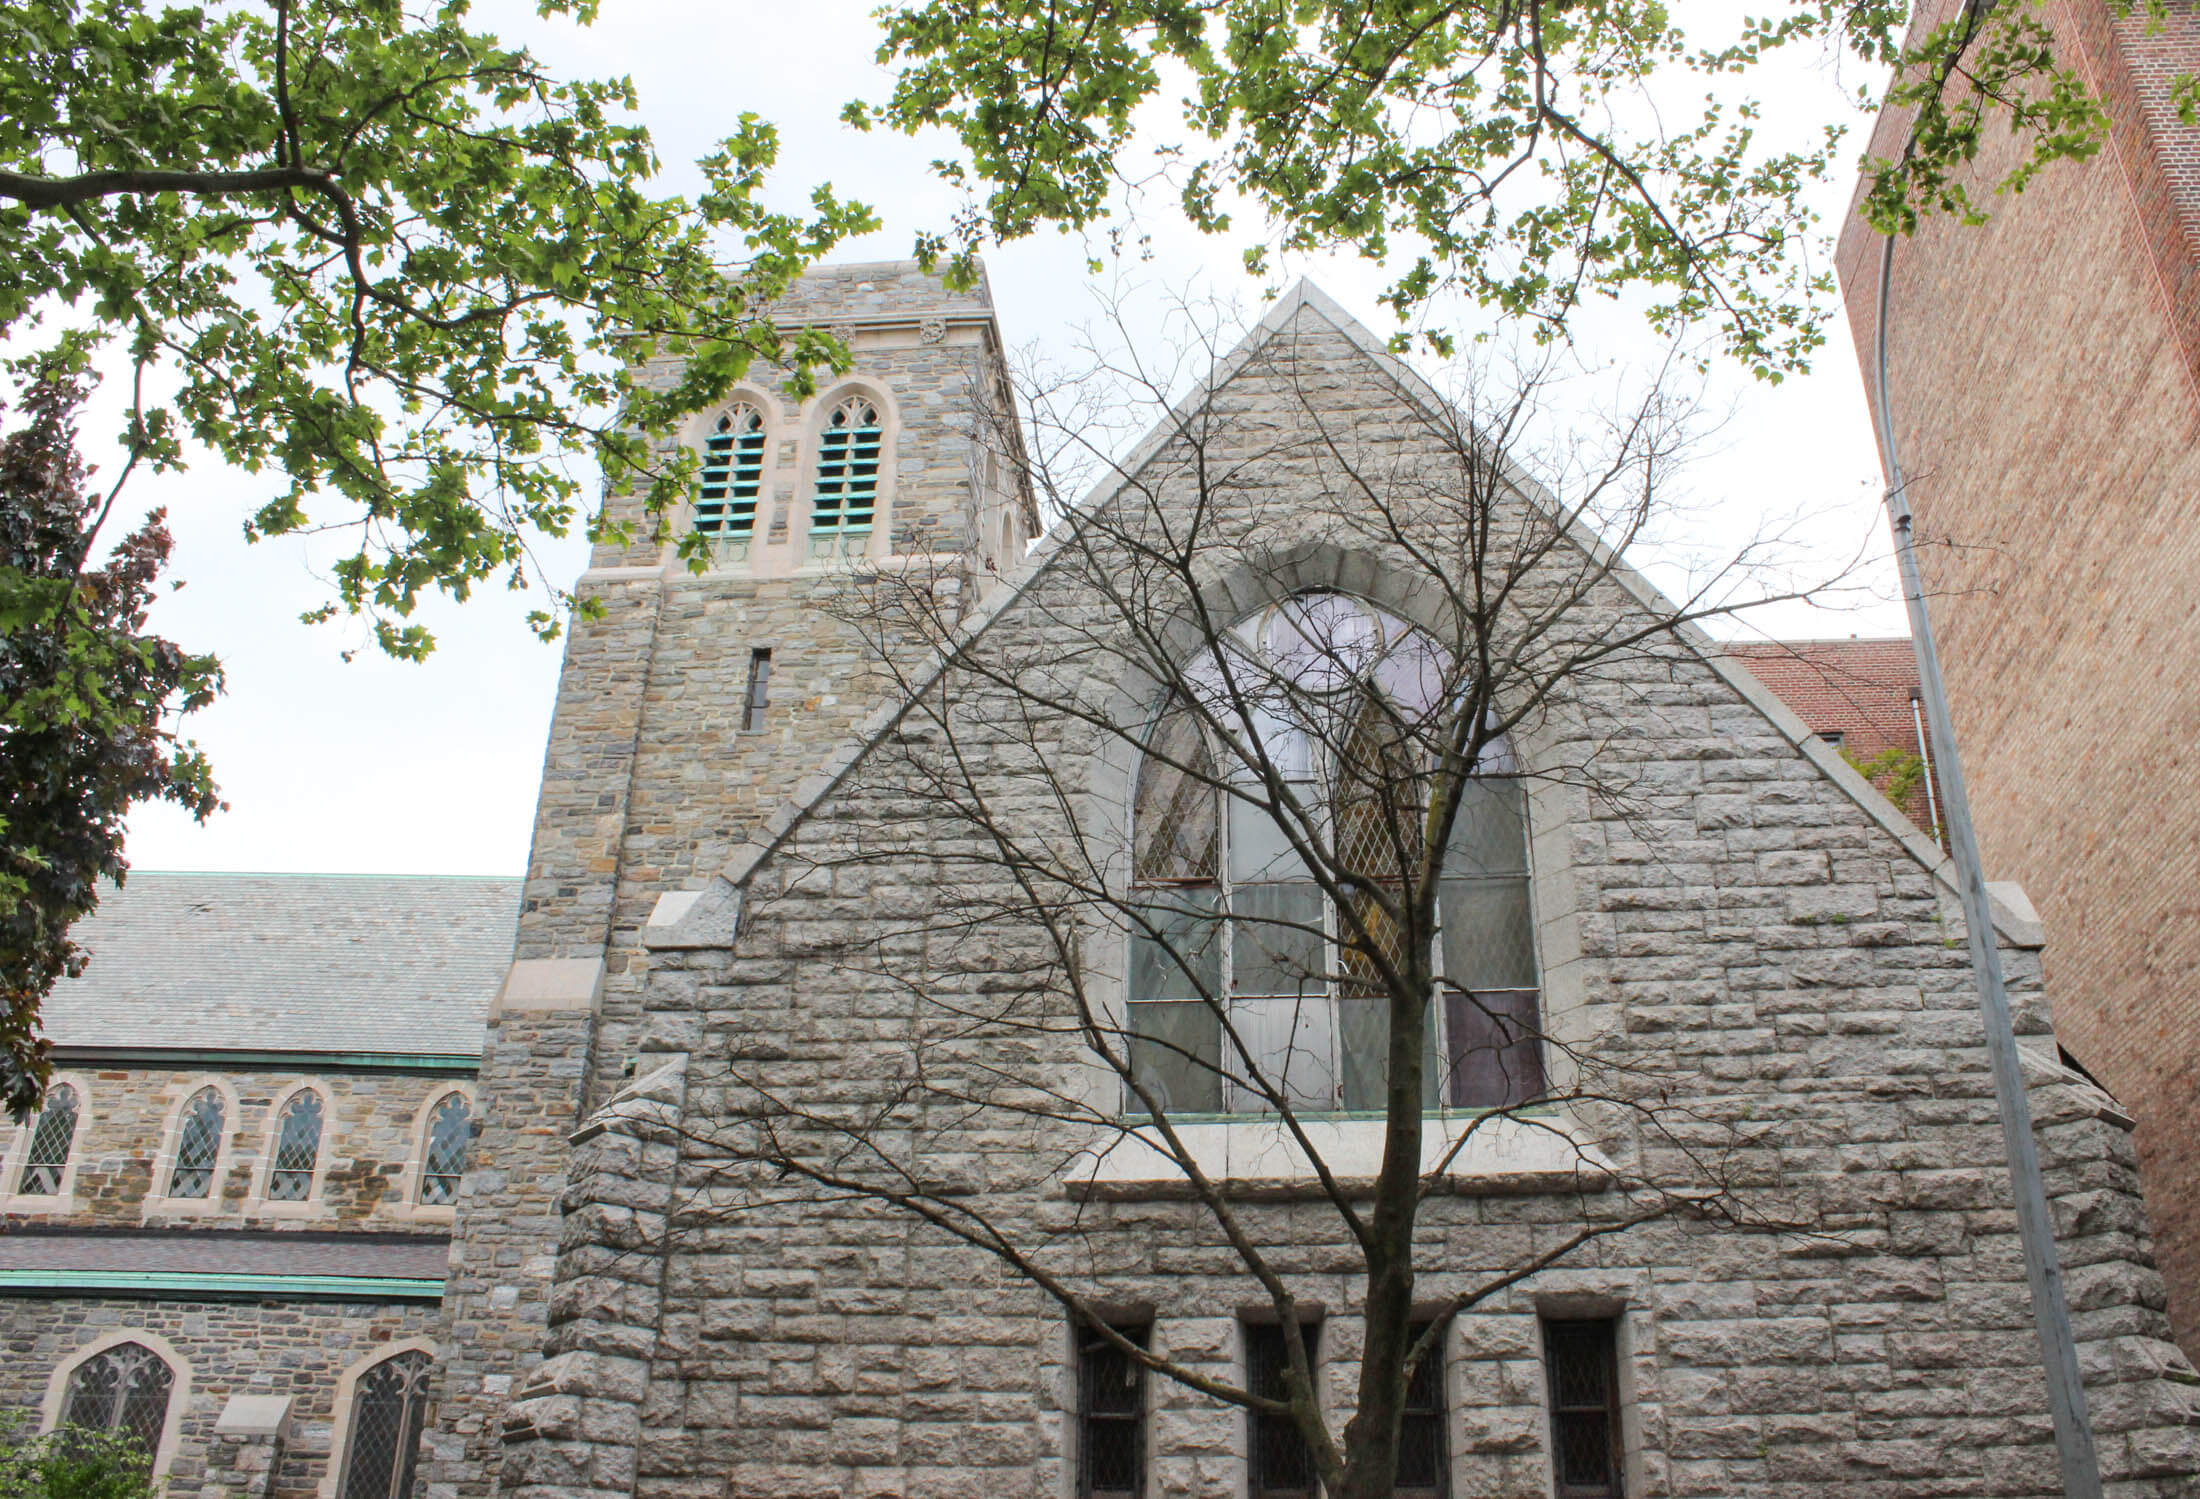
[167, 1087, 225, 1198]
[695, 403, 768, 555]
[19, 1082, 79, 1194]
[809, 396, 882, 557]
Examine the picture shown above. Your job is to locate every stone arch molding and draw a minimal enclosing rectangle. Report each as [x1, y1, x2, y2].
[40, 1328, 194, 1480]
[142, 1074, 242, 1221]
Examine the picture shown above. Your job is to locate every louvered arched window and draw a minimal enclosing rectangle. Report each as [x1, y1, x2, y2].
[695, 403, 767, 555]
[338, 1351, 433, 1499]
[167, 1087, 224, 1198]
[419, 1093, 471, 1206]
[19, 1082, 80, 1195]
[266, 1090, 324, 1201]
[809, 396, 882, 557]
[61, 1342, 174, 1458]
[1125, 592, 1541, 1115]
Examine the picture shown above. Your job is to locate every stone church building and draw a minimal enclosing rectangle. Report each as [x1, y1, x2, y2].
[8, 262, 2200, 1499]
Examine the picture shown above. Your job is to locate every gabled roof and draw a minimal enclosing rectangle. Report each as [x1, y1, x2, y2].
[647, 281, 2031, 950]
[43, 872, 519, 1058]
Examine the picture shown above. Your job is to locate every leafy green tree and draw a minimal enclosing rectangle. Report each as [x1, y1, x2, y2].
[0, 1413, 162, 1499]
[0, 373, 222, 1117]
[1, 0, 875, 656]
[862, 0, 2156, 378]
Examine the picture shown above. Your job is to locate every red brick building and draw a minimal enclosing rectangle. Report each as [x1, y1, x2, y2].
[1728, 638, 1944, 841]
[1836, 0, 2200, 1352]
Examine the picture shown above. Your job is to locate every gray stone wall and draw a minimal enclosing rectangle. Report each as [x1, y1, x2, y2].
[489, 295, 2200, 1499]
[434, 261, 1024, 1499]
[0, 1065, 472, 1226]
[0, 1296, 440, 1499]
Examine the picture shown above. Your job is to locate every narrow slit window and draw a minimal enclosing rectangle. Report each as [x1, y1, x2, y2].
[19, 1082, 80, 1195]
[267, 1090, 324, 1202]
[810, 398, 882, 557]
[743, 649, 773, 733]
[168, 1087, 224, 1199]
[62, 1341, 175, 1460]
[1397, 1321, 1449, 1499]
[1542, 1317, 1624, 1499]
[695, 404, 767, 547]
[420, 1093, 471, 1206]
[1077, 1322, 1148, 1499]
[1246, 1322, 1320, 1499]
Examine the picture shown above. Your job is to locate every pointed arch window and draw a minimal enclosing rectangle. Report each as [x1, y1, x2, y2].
[696, 403, 767, 554]
[19, 1082, 80, 1195]
[338, 1351, 433, 1499]
[167, 1088, 224, 1199]
[266, 1090, 324, 1202]
[1125, 593, 1542, 1116]
[810, 396, 882, 557]
[61, 1342, 174, 1458]
[419, 1093, 471, 1206]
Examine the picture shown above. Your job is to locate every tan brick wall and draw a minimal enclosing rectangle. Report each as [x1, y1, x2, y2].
[1835, 0, 2200, 1353]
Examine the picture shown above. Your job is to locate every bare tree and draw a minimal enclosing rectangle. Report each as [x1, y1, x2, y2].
[659, 289, 1867, 1499]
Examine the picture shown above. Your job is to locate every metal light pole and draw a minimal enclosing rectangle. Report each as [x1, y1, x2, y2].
[1870, 231, 2103, 1498]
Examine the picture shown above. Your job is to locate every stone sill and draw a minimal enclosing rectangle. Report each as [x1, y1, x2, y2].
[1063, 1111, 1614, 1201]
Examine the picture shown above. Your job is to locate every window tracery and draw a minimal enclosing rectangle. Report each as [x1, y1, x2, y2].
[695, 402, 767, 556]
[1125, 592, 1541, 1115]
[60, 1342, 174, 1458]
[337, 1351, 433, 1499]
[810, 396, 882, 557]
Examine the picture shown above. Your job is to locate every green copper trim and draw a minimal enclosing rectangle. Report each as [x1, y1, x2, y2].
[0, 1270, 446, 1302]
[50, 1046, 478, 1076]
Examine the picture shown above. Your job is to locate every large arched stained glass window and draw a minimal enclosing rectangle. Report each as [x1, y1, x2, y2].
[809, 397, 882, 558]
[167, 1088, 224, 1199]
[19, 1082, 80, 1194]
[419, 1093, 471, 1206]
[338, 1351, 433, 1499]
[695, 403, 767, 556]
[266, 1090, 324, 1202]
[61, 1342, 174, 1459]
[1125, 592, 1542, 1116]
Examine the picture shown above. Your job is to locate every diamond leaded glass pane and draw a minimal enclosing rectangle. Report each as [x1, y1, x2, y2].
[1133, 704, 1218, 882]
[1078, 1325, 1147, 1498]
[62, 1343, 174, 1462]
[421, 1093, 471, 1205]
[21, 1083, 79, 1194]
[168, 1088, 224, 1198]
[341, 1351, 432, 1499]
[268, 1090, 324, 1201]
[1544, 1320, 1622, 1499]
[1246, 1323, 1319, 1499]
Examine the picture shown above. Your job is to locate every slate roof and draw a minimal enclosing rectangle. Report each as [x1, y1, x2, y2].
[0, 1227, 451, 1280]
[42, 872, 520, 1057]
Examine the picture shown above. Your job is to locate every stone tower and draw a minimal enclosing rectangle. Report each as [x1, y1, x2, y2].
[425, 261, 1033, 1499]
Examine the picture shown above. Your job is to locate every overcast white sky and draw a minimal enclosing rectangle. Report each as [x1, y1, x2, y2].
[115, 0, 1906, 878]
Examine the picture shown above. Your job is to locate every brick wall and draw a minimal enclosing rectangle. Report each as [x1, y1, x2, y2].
[1835, 0, 2200, 1353]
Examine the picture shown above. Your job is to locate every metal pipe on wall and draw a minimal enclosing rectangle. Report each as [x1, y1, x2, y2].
[1871, 230, 2102, 1498]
